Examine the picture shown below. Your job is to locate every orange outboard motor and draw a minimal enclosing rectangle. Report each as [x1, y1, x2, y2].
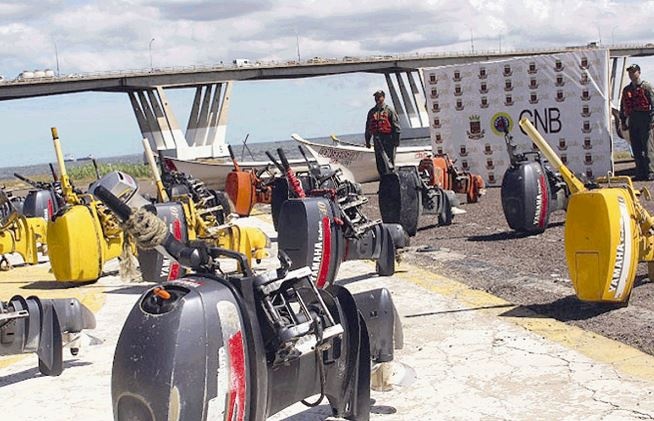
[224, 145, 273, 216]
[418, 154, 485, 203]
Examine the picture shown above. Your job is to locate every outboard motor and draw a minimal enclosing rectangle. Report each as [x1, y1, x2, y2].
[92, 185, 380, 421]
[379, 165, 458, 237]
[0, 295, 95, 376]
[500, 127, 568, 233]
[270, 147, 409, 284]
[14, 172, 62, 220]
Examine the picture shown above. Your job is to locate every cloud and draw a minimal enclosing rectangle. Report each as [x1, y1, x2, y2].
[152, 0, 273, 21]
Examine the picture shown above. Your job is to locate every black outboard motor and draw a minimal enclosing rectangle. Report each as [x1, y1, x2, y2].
[14, 172, 62, 220]
[93, 184, 381, 421]
[500, 127, 568, 233]
[270, 148, 409, 284]
[0, 295, 96, 376]
[379, 165, 457, 237]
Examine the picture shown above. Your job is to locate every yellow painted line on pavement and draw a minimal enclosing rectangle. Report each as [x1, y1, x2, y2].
[0, 262, 106, 370]
[393, 263, 654, 383]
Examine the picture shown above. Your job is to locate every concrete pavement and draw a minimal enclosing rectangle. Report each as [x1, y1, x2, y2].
[2, 215, 654, 420]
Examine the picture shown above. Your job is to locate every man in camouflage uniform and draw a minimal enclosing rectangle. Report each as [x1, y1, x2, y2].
[365, 90, 401, 176]
[620, 64, 654, 181]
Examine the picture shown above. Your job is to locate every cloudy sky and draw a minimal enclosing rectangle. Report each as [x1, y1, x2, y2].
[0, 0, 653, 167]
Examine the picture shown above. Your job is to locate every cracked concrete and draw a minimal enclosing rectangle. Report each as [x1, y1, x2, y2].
[1, 216, 654, 420]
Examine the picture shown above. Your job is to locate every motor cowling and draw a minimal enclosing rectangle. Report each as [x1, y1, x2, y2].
[501, 161, 552, 233]
[23, 189, 59, 220]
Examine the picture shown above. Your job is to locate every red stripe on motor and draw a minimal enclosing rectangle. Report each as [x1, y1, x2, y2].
[316, 217, 332, 289]
[168, 219, 183, 280]
[226, 331, 247, 421]
[537, 174, 549, 228]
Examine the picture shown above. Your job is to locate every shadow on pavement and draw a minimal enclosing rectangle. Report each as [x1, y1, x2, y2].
[104, 285, 152, 295]
[467, 223, 564, 242]
[500, 295, 623, 321]
[335, 272, 378, 286]
[0, 360, 92, 387]
[404, 303, 515, 318]
[20, 280, 98, 289]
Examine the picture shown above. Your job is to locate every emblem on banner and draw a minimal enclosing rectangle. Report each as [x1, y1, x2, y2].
[558, 138, 567, 151]
[461, 159, 469, 170]
[454, 84, 463, 97]
[480, 82, 488, 94]
[434, 133, 443, 144]
[504, 94, 514, 106]
[582, 120, 592, 133]
[528, 62, 538, 74]
[432, 117, 441, 129]
[554, 59, 565, 72]
[586, 168, 593, 178]
[529, 78, 539, 89]
[503, 64, 512, 77]
[504, 79, 513, 92]
[436, 146, 444, 154]
[453, 70, 462, 82]
[583, 137, 593, 150]
[580, 56, 590, 70]
[478, 66, 487, 79]
[580, 71, 589, 85]
[484, 143, 493, 155]
[432, 102, 440, 112]
[486, 158, 495, 170]
[581, 105, 591, 117]
[455, 99, 464, 111]
[555, 90, 565, 102]
[480, 96, 489, 108]
[585, 153, 593, 165]
[490, 112, 513, 136]
[529, 92, 539, 104]
[466, 115, 485, 139]
[555, 74, 565, 87]
[561, 154, 568, 165]
[428, 73, 438, 84]
[488, 172, 496, 184]
[581, 89, 591, 101]
[430, 87, 438, 98]
[459, 145, 469, 156]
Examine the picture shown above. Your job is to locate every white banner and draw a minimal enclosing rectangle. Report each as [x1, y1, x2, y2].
[421, 49, 612, 186]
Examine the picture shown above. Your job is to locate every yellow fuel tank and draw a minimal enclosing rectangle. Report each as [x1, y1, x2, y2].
[565, 188, 640, 303]
[47, 205, 104, 282]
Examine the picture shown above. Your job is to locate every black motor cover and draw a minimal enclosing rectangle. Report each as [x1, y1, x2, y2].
[137, 202, 189, 282]
[277, 197, 344, 288]
[23, 189, 59, 220]
[501, 161, 551, 233]
[379, 168, 421, 237]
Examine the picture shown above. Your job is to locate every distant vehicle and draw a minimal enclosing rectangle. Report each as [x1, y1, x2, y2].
[342, 56, 360, 62]
[233, 59, 252, 67]
[307, 57, 327, 64]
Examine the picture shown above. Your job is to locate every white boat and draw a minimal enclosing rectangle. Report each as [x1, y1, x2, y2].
[292, 134, 432, 183]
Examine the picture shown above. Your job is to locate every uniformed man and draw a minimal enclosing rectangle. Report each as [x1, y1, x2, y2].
[620, 64, 654, 181]
[365, 90, 401, 176]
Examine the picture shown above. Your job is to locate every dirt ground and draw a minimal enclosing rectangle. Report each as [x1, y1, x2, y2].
[360, 162, 654, 356]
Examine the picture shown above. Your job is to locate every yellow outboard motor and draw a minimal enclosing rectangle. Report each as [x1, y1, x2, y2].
[46, 128, 125, 282]
[0, 188, 47, 267]
[521, 118, 650, 303]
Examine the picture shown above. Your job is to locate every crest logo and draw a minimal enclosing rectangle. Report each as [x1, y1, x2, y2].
[453, 70, 462, 81]
[434, 133, 443, 144]
[581, 105, 591, 117]
[460, 145, 468, 156]
[436, 146, 444, 154]
[480, 82, 488, 94]
[528, 62, 537, 74]
[480, 96, 489, 108]
[432, 117, 441, 128]
[454, 84, 463, 97]
[503, 64, 512, 77]
[461, 159, 469, 170]
[466, 115, 485, 139]
[555, 75, 565, 87]
[478, 66, 487, 79]
[555, 90, 565, 102]
[582, 120, 592, 133]
[504, 79, 513, 92]
[581, 89, 591, 101]
[585, 153, 593, 165]
[558, 138, 567, 151]
[432, 102, 440, 112]
[580, 56, 590, 69]
[561, 154, 568, 165]
[586, 168, 593, 178]
[455, 99, 464, 111]
[429, 73, 438, 84]
[583, 137, 593, 150]
[504, 94, 514, 106]
[529, 92, 539, 104]
[529, 78, 539, 89]
[490, 112, 513, 136]
[488, 172, 496, 184]
[486, 158, 495, 170]
[580, 71, 589, 85]
[484, 143, 493, 155]
[554, 59, 565, 72]
[430, 87, 438, 98]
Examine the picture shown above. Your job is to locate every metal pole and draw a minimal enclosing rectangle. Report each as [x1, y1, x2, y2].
[54, 40, 60, 76]
[149, 38, 155, 70]
[294, 29, 301, 62]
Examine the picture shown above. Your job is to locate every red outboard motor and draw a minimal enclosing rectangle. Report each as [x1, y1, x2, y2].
[500, 127, 569, 233]
[92, 183, 394, 421]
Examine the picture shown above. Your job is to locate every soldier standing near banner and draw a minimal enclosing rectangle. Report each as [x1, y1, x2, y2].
[620, 64, 654, 181]
[365, 90, 401, 176]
